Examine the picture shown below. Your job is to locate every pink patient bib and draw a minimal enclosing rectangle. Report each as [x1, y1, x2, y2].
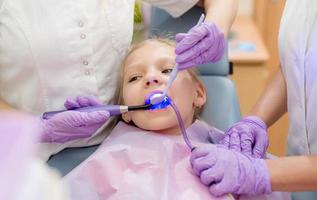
[64, 121, 232, 200]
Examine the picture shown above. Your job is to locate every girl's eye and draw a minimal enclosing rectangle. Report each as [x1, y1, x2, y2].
[162, 68, 173, 74]
[128, 76, 141, 83]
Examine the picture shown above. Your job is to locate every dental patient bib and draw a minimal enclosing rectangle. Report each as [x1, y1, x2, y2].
[64, 121, 289, 200]
[64, 120, 230, 200]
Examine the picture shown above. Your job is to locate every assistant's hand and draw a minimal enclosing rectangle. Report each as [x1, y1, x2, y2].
[40, 96, 109, 143]
[175, 22, 225, 70]
[190, 145, 272, 197]
[219, 116, 269, 158]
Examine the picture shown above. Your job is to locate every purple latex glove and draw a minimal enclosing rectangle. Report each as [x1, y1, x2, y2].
[40, 96, 109, 143]
[190, 145, 272, 197]
[175, 22, 225, 70]
[64, 95, 103, 110]
[219, 116, 269, 158]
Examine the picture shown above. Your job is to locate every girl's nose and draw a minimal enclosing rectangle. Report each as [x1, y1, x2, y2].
[146, 78, 159, 86]
[145, 75, 163, 87]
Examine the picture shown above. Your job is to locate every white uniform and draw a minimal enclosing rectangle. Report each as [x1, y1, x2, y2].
[279, 1, 317, 199]
[0, 0, 198, 159]
[279, 0, 317, 155]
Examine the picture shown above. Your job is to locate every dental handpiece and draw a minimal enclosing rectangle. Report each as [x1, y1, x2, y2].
[165, 14, 205, 94]
[161, 64, 179, 99]
[151, 14, 206, 105]
[164, 14, 205, 94]
[42, 104, 152, 120]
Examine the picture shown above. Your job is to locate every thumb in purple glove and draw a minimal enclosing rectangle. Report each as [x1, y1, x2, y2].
[190, 145, 272, 197]
[219, 116, 269, 158]
[175, 22, 225, 70]
[40, 95, 109, 143]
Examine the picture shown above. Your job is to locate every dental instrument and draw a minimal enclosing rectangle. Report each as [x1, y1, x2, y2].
[150, 13, 205, 106]
[42, 104, 152, 120]
[147, 92, 195, 150]
[43, 92, 194, 150]
[144, 93, 170, 110]
[170, 101, 195, 150]
[42, 94, 172, 120]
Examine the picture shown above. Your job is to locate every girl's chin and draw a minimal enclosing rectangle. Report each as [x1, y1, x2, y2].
[141, 125, 179, 134]
[146, 109, 168, 114]
[134, 117, 174, 128]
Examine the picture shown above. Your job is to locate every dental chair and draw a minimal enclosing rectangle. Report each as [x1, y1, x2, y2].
[47, 5, 241, 176]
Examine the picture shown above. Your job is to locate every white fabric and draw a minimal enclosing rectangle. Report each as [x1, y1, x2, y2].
[16, 159, 70, 200]
[0, 0, 198, 160]
[0, 0, 197, 114]
[278, 0, 317, 155]
[0, 112, 69, 200]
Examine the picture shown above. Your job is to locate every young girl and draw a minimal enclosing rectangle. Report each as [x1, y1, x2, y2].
[64, 39, 289, 200]
[116, 38, 207, 136]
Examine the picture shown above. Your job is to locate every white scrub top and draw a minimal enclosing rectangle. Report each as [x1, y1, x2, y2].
[279, 0, 317, 155]
[0, 0, 198, 159]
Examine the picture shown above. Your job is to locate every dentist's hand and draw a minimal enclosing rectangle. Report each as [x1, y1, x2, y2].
[175, 22, 225, 70]
[40, 96, 109, 143]
[63, 95, 103, 110]
[219, 116, 269, 158]
[190, 145, 272, 197]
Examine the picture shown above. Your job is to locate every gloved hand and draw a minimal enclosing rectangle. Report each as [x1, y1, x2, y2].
[190, 145, 272, 197]
[175, 22, 225, 70]
[219, 116, 269, 158]
[63, 95, 103, 110]
[40, 96, 110, 143]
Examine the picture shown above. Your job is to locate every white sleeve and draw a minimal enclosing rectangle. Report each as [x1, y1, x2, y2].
[144, 0, 199, 18]
[16, 160, 70, 200]
[0, 0, 5, 10]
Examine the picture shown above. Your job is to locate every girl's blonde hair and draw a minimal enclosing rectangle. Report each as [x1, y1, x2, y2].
[114, 38, 206, 123]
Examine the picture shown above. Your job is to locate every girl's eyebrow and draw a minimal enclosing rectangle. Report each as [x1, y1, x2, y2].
[155, 56, 175, 64]
[123, 65, 144, 82]
[124, 55, 175, 73]
[124, 62, 144, 74]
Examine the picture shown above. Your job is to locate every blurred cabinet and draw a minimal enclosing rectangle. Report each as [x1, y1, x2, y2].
[254, 0, 285, 69]
[228, 16, 269, 64]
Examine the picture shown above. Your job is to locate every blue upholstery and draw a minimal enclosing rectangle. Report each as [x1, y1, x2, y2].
[199, 76, 241, 131]
[47, 5, 241, 176]
[47, 145, 98, 176]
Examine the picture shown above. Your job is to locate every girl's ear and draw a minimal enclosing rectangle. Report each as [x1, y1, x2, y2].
[193, 81, 207, 108]
[122, 113, 132, 123]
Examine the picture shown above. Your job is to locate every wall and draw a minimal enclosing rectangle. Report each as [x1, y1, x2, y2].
[238, 0, 253, 16]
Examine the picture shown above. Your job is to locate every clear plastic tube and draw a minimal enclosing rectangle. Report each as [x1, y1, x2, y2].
[146, 92, 194, 150]
[170, 100, 195, 150]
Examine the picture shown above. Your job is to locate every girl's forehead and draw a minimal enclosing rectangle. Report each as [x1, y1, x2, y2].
[131, 41, 174, 55]
[124, 41, 175, 67]
[144, 40, 174, 47]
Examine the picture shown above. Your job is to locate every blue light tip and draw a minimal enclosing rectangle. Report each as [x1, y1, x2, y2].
[145, 92, 171, 110]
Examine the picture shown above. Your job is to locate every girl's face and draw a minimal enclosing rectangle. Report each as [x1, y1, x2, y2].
[122, 41, 206, 134]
